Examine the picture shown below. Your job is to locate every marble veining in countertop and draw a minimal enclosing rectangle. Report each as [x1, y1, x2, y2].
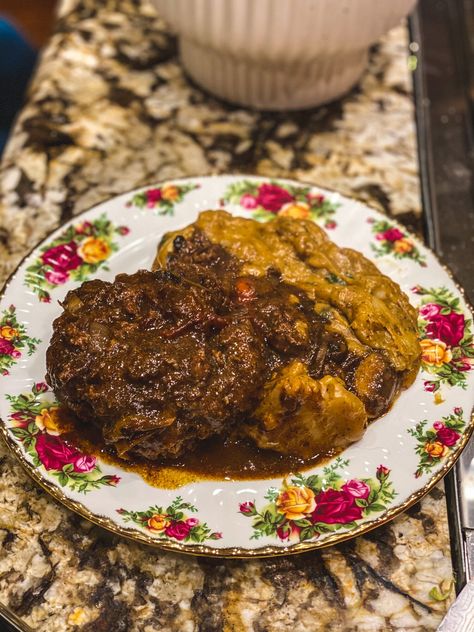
[0, 0, 455, 630]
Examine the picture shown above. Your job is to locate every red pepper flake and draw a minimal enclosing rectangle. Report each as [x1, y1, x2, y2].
[235, 278, 256, 302]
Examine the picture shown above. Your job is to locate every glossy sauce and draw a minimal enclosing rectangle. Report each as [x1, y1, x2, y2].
[60, 411, 338, 489]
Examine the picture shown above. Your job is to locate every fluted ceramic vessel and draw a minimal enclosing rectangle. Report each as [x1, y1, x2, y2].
[151, 0, 417, 109]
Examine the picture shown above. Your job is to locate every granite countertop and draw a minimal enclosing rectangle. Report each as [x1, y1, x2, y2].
[0, 1, 455, 630]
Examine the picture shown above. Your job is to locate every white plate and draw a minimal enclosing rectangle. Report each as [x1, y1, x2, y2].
[0, 175, 473, 557]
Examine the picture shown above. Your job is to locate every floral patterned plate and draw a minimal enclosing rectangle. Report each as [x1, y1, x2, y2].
[0, 175, 473, 557]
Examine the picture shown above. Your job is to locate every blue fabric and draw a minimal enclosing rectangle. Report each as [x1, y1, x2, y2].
[0, 18, 37, 153]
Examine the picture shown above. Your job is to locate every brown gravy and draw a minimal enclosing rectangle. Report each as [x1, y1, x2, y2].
[60, 411, 338, 489]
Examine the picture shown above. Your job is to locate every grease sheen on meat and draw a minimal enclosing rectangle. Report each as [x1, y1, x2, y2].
[46, 211, 420, 461]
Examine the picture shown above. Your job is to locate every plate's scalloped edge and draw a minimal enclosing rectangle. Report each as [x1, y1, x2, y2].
[0, 174, 473, 559]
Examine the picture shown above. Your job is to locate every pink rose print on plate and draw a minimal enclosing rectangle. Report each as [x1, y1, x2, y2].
[239, 501, 256, 515]
[416, 286, 473, 393]
[307, 192, 325, 205]
[341, 479, 371, 499]
[117, 498, 222, 544]
[128, 182, 198, 215]
[239, 458, 396, 543]
[25, 213, 128, 302]
[370, 219, 426, 265]
[10, 411, 31, 427]
[419, 303, 442, 320]
[75, 221, 93, 235]
[240, 193, 258, 209]
[222, 179, 339, 225]
[277, 524, 301, 541]
[409, 407, 465, 477]
[73, 454, 98, 473]
[45, 269, 70, 285]
[426, 312, 465, 347]
[7, 385, 121, 493]
[0, 305, 41, 375]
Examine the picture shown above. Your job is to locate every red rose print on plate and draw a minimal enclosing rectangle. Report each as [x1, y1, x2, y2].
[426, 312, 465, 347]
[35, 433, 96, 471]
[41, 241, 83, 275]
[7, 385, 121, 493]
[255, 183, 293, 212]
[434, 424, 460, 447]
[0, 338, 17, 357]
[341, 479, 370, 499]
[117, 498, 222, 544]
[222, 179, 339, 225]
[376, 227, 404, 242]
[128, 182, 198, 215]
[409, 408, 465, 477]
[419, 303, 441, 320]
[25, 214, 129, 302]
[311, 488, 364, 524]
[164, 521, 192, 541]
[370, 219, 426, 265]
[240, 458, 396, 543]
[0, 305, 40, 376]
[416, 286, 473, 393]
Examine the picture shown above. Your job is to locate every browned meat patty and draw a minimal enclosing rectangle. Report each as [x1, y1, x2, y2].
[46, 235, 330, 460]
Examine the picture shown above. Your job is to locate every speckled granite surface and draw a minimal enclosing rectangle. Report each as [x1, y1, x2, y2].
[0, 1, 455, 630]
